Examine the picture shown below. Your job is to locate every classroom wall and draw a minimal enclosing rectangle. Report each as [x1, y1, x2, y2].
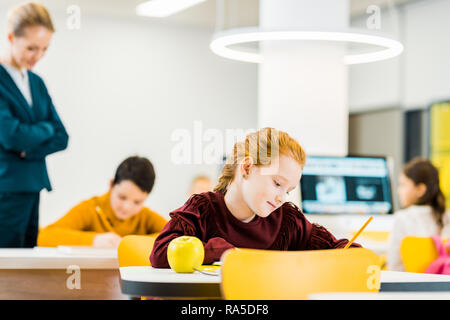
[0, 2, 257, 226]
[348, 2, 402, 113]
[349, 0, 450, 112]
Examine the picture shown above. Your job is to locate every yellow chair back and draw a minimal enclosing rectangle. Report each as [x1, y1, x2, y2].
[118, 235, 158, 267]
[400, 236, 439, 273]
[220, 248, 381, 300]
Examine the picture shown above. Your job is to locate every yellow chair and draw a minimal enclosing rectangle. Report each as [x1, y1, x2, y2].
[220, 247, 381, 300]
[400, 236, 440, 273]
[117, 235, 158, 267]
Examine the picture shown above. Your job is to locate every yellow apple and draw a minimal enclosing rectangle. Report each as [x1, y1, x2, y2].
[167, 236, 205, 273]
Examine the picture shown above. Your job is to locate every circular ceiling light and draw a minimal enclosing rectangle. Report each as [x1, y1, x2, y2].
[210, 27, 404, 65]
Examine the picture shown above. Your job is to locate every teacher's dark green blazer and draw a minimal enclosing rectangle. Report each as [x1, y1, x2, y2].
[0, 64, 69, 192]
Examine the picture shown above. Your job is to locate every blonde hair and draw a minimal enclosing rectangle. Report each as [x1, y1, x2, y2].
[191, 175, 212, 184]
[7, 2, 55, 37]
[214, 127, 306, 194]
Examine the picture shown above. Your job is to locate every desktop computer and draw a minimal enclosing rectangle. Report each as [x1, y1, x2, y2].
[300, 155, 394, 215]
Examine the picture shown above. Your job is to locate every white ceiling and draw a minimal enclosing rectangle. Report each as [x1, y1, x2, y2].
[79, 0, 416, 28]
[2, 0, 416, 29]
[161, 0, 415, 28]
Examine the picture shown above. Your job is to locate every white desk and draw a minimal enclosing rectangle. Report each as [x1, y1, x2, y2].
[381, 270, 450, 282]
[120, 267, 222, 299]
[309, 292, 450, 300]
[380, 270, 450, 292]
[0, 247, 126, 300]
[0, 247, 119, 269]
[309, 271, 450, 299]
[119, 268, 450, 299]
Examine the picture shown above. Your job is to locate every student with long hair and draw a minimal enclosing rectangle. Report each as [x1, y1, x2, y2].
[150, 128, 360, 267]
[387, 157, 450, 271]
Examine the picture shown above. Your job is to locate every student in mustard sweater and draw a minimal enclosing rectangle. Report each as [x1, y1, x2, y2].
[38, 156, 167, 248]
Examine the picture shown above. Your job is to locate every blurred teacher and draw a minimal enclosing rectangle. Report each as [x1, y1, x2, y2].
[0, 2, 69, 247]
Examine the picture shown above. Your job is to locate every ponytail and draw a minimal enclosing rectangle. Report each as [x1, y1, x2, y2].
[213, 163, 237, 194]
[431, 189, 446, 230]
[213, 141, 244, 195]
[403, 157, 447, 230]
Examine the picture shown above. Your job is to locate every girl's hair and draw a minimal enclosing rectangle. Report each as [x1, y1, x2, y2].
[113, 156, 156, 194]
[403, 157, 446, 229]
[7, 2, 55, 37]
[214, 127, 306, 194]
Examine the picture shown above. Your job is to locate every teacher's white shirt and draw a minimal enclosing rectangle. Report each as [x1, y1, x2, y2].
[2, 63, 33, 107]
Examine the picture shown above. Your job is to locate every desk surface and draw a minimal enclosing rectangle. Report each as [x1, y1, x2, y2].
[120, 268, 450, 299]
[380, 270, 450, 292]
[120, 267, 221, 283]
[120, 268, 450, 284]
[0, 247, 119, 269]
[0, 248, 123, 299]
[120, 267, 221, 298]
[309, 292, 450, 300]
[381, 270, 450, 282]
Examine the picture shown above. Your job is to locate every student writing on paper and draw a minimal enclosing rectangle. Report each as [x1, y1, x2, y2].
[150, 128, 360, 267]
[387, 158, 450, 271]
[38, 156, 167, 248]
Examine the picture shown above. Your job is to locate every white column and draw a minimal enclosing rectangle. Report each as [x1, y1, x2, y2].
[258, 0, 349, 156]
[258, 0, 349, 207]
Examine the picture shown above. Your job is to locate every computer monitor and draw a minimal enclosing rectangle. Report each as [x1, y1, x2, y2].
[300, 155, 393, 215]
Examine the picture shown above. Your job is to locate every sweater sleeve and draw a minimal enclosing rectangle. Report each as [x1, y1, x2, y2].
[305, 223, 362, 250]
[281, 202, 360, 250]
[144, 208, 168, 235]
[37, 200, 98, 247]
[150, 195, 235, 268]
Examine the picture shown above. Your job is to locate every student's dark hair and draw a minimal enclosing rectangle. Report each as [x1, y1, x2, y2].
[113, 156, 155, 193]
[403, 157, 446, 229]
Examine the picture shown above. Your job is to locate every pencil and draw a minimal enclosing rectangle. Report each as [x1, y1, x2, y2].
[95, 206, 116, 233]
[344, 216, 373, 249]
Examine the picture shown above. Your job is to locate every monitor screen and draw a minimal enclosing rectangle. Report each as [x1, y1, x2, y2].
[300, 155, 393, 214]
